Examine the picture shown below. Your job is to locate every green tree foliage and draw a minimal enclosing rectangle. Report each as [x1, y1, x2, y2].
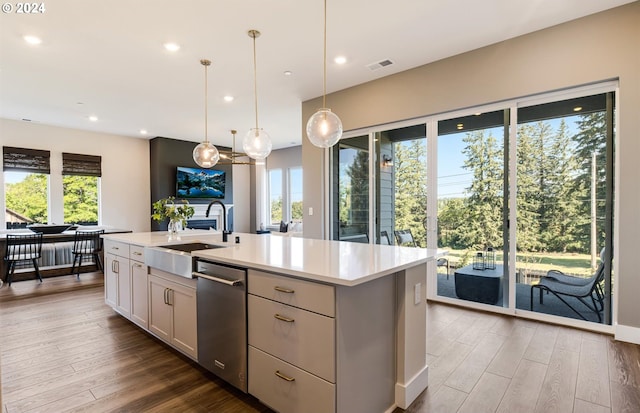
[572, 112, 607, 251]
[394, 140, 427, 247]
[5, 173, 48, 223]
[291, 201, 303, 220]
[270, 197, 282, 224]
[63, 175, 99, 224]
[344, 150, 369, 236]
[437, 111, 607, 256]
[459, 130, 503, 250]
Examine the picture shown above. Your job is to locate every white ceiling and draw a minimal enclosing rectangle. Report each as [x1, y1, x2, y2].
[0, 0, 633, 150]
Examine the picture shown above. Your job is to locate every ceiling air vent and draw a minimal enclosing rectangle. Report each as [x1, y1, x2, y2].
[366, 59, 394, 71]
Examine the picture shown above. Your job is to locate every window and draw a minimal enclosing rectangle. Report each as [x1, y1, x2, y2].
[289, 168, 303, 222]
[268, 169, 283, 225]
[3, 146, 50, 228]
[267, 166, 303, 228]
[62, 153, 101, 225]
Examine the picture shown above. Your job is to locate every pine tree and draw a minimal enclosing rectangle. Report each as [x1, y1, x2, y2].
[394, 139, 427, 246]
[459, 129, 503, 250]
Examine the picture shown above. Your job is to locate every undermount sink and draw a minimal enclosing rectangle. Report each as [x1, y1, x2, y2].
[145, 241, 227, 278]
[158, 242, 226, 253]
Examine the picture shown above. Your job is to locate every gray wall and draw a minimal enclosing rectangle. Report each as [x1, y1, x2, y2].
[149, 137, 233, 231]
[302, 3, 640, 330]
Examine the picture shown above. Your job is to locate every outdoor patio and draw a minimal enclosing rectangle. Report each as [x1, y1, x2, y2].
[436, 273, 605, 324]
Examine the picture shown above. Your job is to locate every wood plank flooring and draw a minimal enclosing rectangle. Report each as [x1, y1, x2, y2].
[403, 303, 640, 413]
[2, 274, 640, 413]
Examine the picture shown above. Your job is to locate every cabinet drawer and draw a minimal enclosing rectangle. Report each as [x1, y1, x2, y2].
[104, 240, 129, 258]
[248, 269, 335, 317]
[249, 295, 335, 382]
[129, 245, 145, 262]
[249, 346, 335, 413]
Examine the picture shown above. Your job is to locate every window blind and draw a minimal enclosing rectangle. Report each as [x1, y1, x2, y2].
[3, 146, 51, 174]
[62, 153, 102, 177]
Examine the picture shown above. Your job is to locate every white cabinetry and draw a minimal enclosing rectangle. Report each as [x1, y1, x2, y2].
[148, 269, 198, 360]
[104, 239, 131, 318]
[248, 268, 397, 413]
[248, 269, 336, 413]
[129, 245, 148, 329]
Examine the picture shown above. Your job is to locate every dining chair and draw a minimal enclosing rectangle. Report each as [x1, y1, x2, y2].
[380, 230, 391, 245]
[4, 233, 44, 286]
[71, 229, 105, 278]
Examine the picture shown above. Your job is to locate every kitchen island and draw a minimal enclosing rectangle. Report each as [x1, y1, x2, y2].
[101, 230, 443, 413]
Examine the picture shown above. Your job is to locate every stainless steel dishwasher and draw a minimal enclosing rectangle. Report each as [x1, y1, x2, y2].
[193, 260, 247, 392]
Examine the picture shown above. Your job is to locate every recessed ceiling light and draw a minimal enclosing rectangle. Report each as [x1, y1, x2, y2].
[89, 115, 98, 122]
[163, 42, 180, 52]
[283, 70, 292, 76]
[457, 123, 464, 130]
[224, 95, 234, 102]
[24, 35, 42, 45]
[573, 106, 583, 112]
[474, 113, 482, 116]
[334, 56, 347, 65]
[140, 129, 148, 135]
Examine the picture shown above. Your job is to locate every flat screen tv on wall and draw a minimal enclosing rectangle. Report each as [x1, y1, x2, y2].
[176, 166, 225, 199]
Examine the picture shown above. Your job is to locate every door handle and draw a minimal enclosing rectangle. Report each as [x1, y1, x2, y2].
[163, 288, 168, 305]
[192, 272, 244, 287]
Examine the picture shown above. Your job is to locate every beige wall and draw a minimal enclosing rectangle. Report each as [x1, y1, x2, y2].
[0, 119, 151, 232]
[302, 3, 640, 330]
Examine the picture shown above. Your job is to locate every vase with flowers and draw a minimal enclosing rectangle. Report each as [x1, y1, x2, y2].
[152, 196, 195, 234]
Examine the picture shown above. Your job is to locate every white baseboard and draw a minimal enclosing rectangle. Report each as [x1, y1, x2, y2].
[395, 365, 429, 410]
[615, 323, 640, 345]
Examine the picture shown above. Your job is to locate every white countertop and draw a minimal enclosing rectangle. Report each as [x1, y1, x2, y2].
[103, 230, 444, 287]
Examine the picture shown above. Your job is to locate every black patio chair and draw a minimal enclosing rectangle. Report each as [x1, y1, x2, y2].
[394, 229, 416, 247]
[530, 249, 607, 322]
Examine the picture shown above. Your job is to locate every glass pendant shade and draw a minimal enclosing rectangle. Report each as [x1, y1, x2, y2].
[306, 108, 343, 148]
[243, 128, 272, 160]
[193, 141, 220, 168]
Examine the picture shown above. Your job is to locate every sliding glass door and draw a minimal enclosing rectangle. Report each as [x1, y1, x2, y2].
[515, 92, 615, 324]
[436, 109, 508, 308]
[331, 135, 370, 243]
[328, 83, 616, 327]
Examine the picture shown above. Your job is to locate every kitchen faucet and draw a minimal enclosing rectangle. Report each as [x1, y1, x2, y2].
[205, 200, 231, 242]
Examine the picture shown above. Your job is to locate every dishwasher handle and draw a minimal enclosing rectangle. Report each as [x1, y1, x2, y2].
[193, 271, 244, 287]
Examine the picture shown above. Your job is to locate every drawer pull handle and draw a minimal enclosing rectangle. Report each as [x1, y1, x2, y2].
[274, 314, 295, 323]
[274, 286, 294, 294]
[112, 246, 119, 250]
[275, 370, 295, 382]
[133, 251, 142, 256]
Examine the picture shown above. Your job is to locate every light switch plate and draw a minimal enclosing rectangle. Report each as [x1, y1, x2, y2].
[414, 283, 421, 305]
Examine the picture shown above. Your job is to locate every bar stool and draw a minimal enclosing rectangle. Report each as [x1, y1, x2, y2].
[71, 229, 104, 278]
[4, 233, 44, 286]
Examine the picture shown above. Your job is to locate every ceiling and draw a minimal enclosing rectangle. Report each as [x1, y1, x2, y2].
[0, 0, 633, 150]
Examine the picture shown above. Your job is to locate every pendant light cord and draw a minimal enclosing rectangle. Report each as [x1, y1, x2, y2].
[252, 33, 259, 130]
[322, 0, 327, 109]
[202, 60, 209, 143]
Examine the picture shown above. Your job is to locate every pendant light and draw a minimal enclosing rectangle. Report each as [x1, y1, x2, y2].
[193, 59, 220, 168]
[242, 29, 272, 160]
[306, 0, 343, 148]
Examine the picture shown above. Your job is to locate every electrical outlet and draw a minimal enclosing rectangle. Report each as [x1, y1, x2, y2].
[414, 283, 421, 305]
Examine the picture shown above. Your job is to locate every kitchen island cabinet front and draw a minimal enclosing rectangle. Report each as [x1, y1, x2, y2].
[148, 269, 198, 360]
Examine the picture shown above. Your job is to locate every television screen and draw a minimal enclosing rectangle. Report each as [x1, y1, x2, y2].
[176, 166, 225, 199]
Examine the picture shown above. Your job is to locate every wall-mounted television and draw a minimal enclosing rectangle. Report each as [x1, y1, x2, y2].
[176, 166, 225, 199]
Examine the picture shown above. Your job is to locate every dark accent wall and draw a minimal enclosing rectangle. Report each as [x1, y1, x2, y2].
[150, 137, 233, 231]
